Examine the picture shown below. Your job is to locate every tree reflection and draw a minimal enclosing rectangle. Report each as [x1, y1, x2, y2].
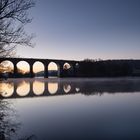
[0, 99, 37, 140]
[18, 135, 37, 140]
[0, 99, 20, 140]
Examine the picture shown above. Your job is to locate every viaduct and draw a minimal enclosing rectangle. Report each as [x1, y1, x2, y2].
[0, 57, 80, 78]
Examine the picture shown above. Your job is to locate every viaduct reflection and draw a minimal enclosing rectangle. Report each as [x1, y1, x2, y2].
[1, 79, 140, 99]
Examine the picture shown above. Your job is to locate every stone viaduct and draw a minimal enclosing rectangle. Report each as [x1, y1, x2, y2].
[0, 57, 80, 78]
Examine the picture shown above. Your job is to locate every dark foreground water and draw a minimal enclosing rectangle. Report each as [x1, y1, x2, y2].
[1, 77, 140, 140]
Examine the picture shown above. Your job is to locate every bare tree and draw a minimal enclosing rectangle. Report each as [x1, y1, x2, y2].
[0, 0, 35, 57]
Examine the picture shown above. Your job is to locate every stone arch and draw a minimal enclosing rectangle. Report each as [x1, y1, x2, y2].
[63, 62, 74, 77]
[48, 62, 59, 77]
[0, 60, 14, 78]
[16, 61, 30, 77]
[33, 61, 45, 77]
[75, 63, 80, 69]
[63, 62, 72, 70]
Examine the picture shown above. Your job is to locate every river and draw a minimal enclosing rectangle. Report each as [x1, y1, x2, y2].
[0, 77, 140, 140]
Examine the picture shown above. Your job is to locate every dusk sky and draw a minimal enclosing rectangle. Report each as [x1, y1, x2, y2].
[17, 0, 140, 60]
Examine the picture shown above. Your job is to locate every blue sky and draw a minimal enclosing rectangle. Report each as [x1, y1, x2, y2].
[17, 0, 140, 60]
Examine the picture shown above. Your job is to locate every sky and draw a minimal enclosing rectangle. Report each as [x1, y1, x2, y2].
[17, 0, 140, 60]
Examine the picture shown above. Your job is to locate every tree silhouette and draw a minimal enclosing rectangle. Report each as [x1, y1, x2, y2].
[0, 0, 35, 57]
[78, 59, 135, 77]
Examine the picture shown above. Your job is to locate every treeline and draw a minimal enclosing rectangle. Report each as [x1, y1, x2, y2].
[77, 59, 140, 77]
[0, 72, 32, 78]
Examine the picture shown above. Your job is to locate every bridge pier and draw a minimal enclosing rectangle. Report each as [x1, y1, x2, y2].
[44, 62, 49, 78]
[29, 62, 34, 78]
[29, 81, 34, 96]
[58, 63, 64, 77]
[13, 62, 18, 78]
[72, 63, 77, 77]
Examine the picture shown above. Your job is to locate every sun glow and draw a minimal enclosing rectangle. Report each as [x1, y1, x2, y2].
[0, 61, 60, 75]
[17, 61, 30, 74]
[48, 62, 58, 71]
[0, 61, 14, 73]
[33, 61, 44, 73]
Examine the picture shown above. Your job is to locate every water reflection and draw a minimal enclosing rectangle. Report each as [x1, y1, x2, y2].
[1, 78, 140, 140]
[16, 81, 30, 97]
[48, 83, 58, 94]
[0, 82, 14, 97]
[1, 78, 140, 99]
[75, 87, 80, 92]
[63, 84, 71, 93]
[33, 81, 45, 95]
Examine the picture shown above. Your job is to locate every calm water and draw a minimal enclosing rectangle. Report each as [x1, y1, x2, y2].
[1, 77, 140, 140]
